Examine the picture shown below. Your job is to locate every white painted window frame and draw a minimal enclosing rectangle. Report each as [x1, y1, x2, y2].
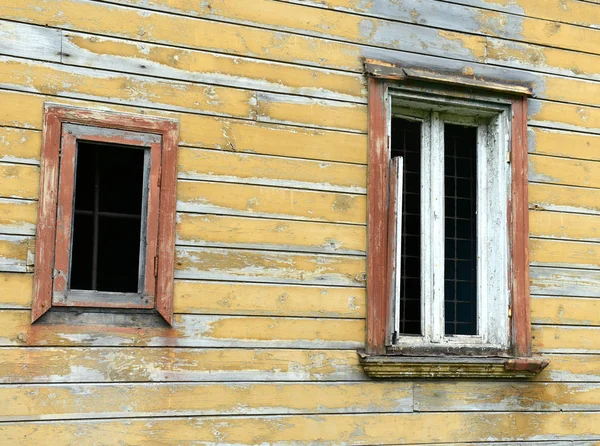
[385, 86, 512, 352]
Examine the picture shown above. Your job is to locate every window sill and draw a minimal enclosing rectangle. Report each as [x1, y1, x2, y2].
[358, 352, 549, 379]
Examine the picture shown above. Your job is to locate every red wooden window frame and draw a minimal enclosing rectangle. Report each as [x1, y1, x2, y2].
[366, 73, 531, 358]
[32, 105, 179, 324]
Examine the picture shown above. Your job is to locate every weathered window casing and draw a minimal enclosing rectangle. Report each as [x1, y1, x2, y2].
[32, 105, 179, 324]
[363, 61, 547, 377]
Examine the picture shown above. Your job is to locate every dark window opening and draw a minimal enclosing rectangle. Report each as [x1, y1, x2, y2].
[444, 124, 477, 336]
[391, 117, 421, 335]
[70, 142, 146, 293]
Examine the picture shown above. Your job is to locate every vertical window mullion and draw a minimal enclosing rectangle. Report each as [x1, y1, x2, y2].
[430, 112, 445, 343]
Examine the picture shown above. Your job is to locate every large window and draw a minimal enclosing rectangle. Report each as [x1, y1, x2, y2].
[32, 105, 179, 324]
[362, 62, 547, 378]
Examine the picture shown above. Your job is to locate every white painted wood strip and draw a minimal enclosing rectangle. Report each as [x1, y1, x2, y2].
[0, 20, 61, 63]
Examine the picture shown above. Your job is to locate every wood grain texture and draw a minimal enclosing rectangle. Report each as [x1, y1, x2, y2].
[0, 91, 368, 165]
[177, 181, 367, 224]
[175, 281, 365, 318]
[0, 235, 33, 273]
[531, 266, 600, 298]
[178, 147, 367, 194]
[530, 154, 600, 189]
[0, 381, 413, 421]
[1, 412, 599, 445]
[533, 325, 600, 353]
[0, 273, 32, 309]
[531, 296, 600, 326]
[0, 347, 367, 383]
[0, 310, 365, 349]
[529, 128, 600, 162]
[0, 163, 39, 200]
[530, 210, 600, 243]
[175, 247, 366, 286]
[177, 213, 366, 255]
[0, 199, 36, 236]
[530, 238, 600, 269]
[0, 127, 41, 165]
[414, 382, 600, 412]
[530, 183, 600, 215]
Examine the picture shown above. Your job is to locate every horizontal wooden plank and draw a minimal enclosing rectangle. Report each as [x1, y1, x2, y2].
[0, 347, 367, 383]
[1, 310, 365, 348]
[530, 210, 600, 243]
[0, 56, 257, 120]
[530, 238, 600, 269]
[112, 0, 600, 59]
[176, 213, 366, 255]
[1, 0, 365, 72]
[530, 154, 600, 189]
[177, 181, 367, 224]
[62, 31, 366, 103]
[530, 183, 600, 215]
[0, 162, 39, 200]
[175, 247, 366, 286]
[0, 381, 412, 421]
[532, 296, 600, 326]
[0, 273, 32, 309]
[442, 0, 600, 29]
[415, 382, 600, 412]
[0, 20, 61, 63]
[0, 198, 36, 235]
[279, 0, 600, 54]
[531, 266, 600, 298]
[536, 354, 600, 383]
[485, 37, 600, 82]
[0, 127, 40, 165]
[0, 348, 596, 384]
[174, 281, 365, 318]
[1, 412, 599, 444]
[533, 325, 600, 353]
[530, 128, 600, 162]
[529, 99, 600, 135]
[106, 0, 600, 87]
[0, 56, 364, 134]
[178, 147, 367, 194]
[0, 235, 33, 273]
[0, 90, 368, 164]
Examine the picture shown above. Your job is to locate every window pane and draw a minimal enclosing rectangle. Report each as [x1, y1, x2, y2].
[70, 142, 145, 293]
[391, 117, 421, 335]
[444, 124, 477, 336]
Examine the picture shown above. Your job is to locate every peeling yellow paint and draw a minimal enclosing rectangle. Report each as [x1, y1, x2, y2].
[0, 273, 32, 308]
[176, 213, 366, 254]
[0, 128, 41, 163]
[174, 280, 365, 317]
[438, 31, 487, 61]
[0, 164, 39, 200]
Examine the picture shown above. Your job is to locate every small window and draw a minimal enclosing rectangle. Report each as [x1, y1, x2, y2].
[363, 61, 546, 376]
[386, 98, 510, 353]
[32, 105, 179, 324]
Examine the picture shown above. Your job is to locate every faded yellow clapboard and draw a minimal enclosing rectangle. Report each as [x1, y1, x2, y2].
[177, 181, 367, 224]
[174, 280, 365, 318]
[530, 183, 600, 215]
[0, 310, 365, 348]
[0, 273, 32, 308]
[176, 213, 366, 254]
[0, 163, 39, 200]
[1, 412, 598, 444]
[0, 381, 412, 421]
[0, 347, 367, 383]
[530, 238, 600, 269]
[0, 127, 41, 164]
[531, 296, 600, 326]
[530, 210, 600, 242]
[530, 154, 600, 189]
[533, 325, 600, 353]
[531, 128, 600, 161]
[0, 199, 37, 235]
[0, 92, 368, 164]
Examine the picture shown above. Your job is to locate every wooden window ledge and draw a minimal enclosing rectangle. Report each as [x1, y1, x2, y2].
[358, 352, 549, 379]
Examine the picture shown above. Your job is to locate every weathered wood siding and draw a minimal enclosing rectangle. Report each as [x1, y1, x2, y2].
[0, 0, 599, 443]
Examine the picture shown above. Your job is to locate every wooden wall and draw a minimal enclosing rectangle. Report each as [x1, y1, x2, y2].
[0, 0, 599, 443]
